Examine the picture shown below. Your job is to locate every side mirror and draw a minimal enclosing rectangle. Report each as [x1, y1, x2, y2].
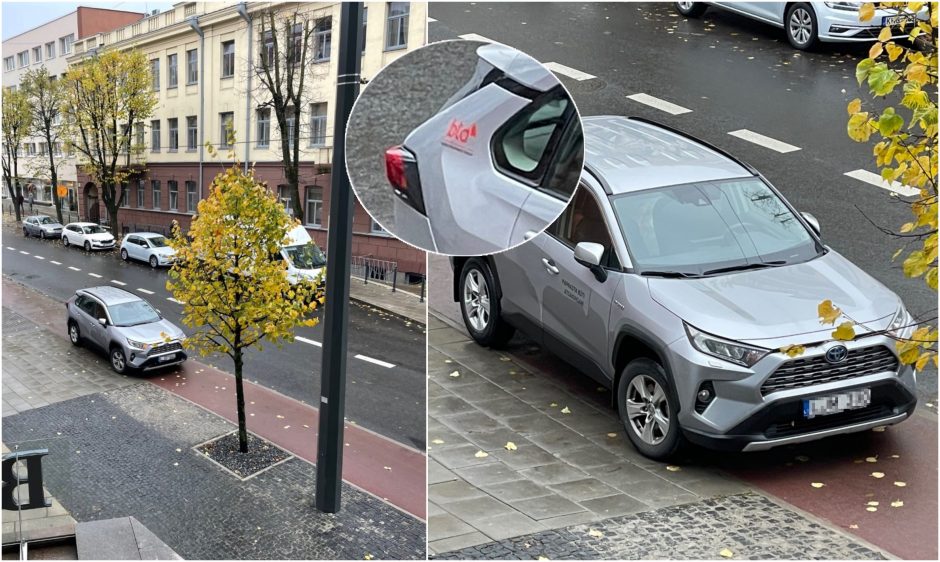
[574, 242, 607, 283]
[98, 317, 108, 326]
[801, 212, 820, 236]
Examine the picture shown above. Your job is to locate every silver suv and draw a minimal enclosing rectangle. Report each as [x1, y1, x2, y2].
[452, 116, 917, 460]
[66, 286, 187, 374]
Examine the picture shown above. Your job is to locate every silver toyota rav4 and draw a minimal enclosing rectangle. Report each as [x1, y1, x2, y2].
[452, 115, 917, 460]
[67, 286, 187, 374]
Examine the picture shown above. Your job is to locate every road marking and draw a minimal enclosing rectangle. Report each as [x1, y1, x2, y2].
[626, 93, 692, 115]
[88, 273, 102, 278]
[136, 288, 155, 295]
[68, 266, 81, 271]
[167, 297, 184, 304]
[296, 336, 323, 348]
[427, 16, 437, 22]
[543, 62, 596, 81]
[19, 251, 29, 255]
[844, 169, 920, 197]
[34, 255, 44, 260]
[110, 279, 126, 286]
[458, 33, 496, 43]
[50, 260, 61, 265]
[727, 129, 801, 153]
[355, 354, 395, 369]
[6, 247, 14, 250]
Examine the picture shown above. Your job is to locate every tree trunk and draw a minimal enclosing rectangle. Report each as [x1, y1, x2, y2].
[233, 334, 249, 453]
[12, 164, 21, 222]
[104, 181, 119, 228]
[49, 155, 63, 225]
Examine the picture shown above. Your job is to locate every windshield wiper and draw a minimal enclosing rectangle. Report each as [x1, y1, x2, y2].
[701, 260, 787, 276]
[640, 270, 701, 279]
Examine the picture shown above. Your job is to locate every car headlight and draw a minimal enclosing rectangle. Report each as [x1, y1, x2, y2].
[685, 324, 769, 367]
[887, 305, 913, 338]
[126, 338, 153, 351]
[824, 1, 861, 10]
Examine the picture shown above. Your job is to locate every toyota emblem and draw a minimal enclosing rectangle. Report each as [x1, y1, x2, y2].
[825, 345, 849, 364]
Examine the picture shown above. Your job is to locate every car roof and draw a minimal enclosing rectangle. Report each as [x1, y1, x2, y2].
[68, 222, 98, 227]
[476, 43, 558, 92]
[128, 232, 164, 238]
[79, 286, 141, 305]
[582, 116, 754, 194]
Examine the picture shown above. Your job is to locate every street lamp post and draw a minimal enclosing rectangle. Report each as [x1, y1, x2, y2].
[315, 1, 362, 514]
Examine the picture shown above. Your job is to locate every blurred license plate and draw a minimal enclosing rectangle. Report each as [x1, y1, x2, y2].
[883, 14, 914, 26]
[158, 353, 176, 363]
[803, 388, 871, 419]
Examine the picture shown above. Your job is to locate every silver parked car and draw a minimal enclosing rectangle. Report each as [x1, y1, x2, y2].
[23, 215, 63, 239]
[452, 115, 917, 460]
[675, 2, 926, 50]
[67, 286, 187, 374]
[120, 232, 177, 268]
[387, 43, 583, 255]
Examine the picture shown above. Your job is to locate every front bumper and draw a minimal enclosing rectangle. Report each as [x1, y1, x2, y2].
[128, 348, 187, 370]
[91, 240, 116, 250]
[818, 9, 924, 43]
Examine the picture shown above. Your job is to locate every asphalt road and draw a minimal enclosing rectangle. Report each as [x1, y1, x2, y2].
[429, 1, 937, 403]
[1, 224, 426, 450]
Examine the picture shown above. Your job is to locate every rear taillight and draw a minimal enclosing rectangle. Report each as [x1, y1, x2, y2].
[385, 146, 426, 215]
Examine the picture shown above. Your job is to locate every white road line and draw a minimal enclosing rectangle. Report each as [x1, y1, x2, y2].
[727, 129, 801, 153]
[844, 169, 920, 197]
[68, 266, 81, 271]
[34, 255, 44, 260]
[6, 247, 15, 250]
[19, 251, 29, 255]
[136, 288, 155, 295]
[50, 260, 61, 265]
[110, 279, 126, 286]
[427, 16, 437, 22]
[296, 336, 323, 348]
[88, 273, 102, 278]
[167, 297, 184, 304]
[626, 93, 692, 115]
[458, 33, 496, 43]
[543, 62, 596, 82]
[355, 354, 395, 369]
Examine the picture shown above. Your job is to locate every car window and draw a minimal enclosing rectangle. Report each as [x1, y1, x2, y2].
[147, 236, 168, 248]
[549, 187, 620, 269]
[38, 217, 54, 224]
[82, 225, 107, 234]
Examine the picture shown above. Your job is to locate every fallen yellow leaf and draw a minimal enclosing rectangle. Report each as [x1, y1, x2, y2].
[871, 472, 885, 479]
[865, 456, 878, 463]
[588, 528, 604, 538]
[606, 432, 618, 438]
[448, 371, 460, 378]
[849, 524, 859, 529]
[474, 450, 489, 458]
[891, 500, 904, 508]
[666, 465, 681, 472]
[795, 455, 810, 462]
[719, 548, 734, 559]
[893, 481, 907, 487]
[364, 555, 374, 560]
[867, 501, 880, 506]
[537, 557, 549, 561]
[811, 482, 825, 488]
[866, 506, 878, 512]
[549, 402, 558, 408]
[504, 441, 518, 451]
[431, 438, 444, 445]
[872, 426, 886, 432]
[560, 406, 571, 414]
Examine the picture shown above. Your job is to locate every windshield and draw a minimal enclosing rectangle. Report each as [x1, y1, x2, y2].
[38, 216, 56, 225]
[147, 236, 169, 247]
[611, 178, 821, 276]
[82, 225, 108, 235]
[283, 242, 326, 270]
[109, 300, 161, 327]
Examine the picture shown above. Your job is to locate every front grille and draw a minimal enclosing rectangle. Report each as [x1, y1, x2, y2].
[761, 345, 898, 395]
[149, 341, 183, 355]
[764, 404, 894, 439]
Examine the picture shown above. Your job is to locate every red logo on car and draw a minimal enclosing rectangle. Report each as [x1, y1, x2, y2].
[446, 120, 477, 143]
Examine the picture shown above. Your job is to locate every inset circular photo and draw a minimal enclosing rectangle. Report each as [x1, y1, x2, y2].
[346, 39, 584, 256]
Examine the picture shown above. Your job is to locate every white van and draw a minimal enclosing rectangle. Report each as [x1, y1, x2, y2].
[281, 225, 326, 286]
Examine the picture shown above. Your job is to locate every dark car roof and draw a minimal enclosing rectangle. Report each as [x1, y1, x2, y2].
[582, 116, 753, 194]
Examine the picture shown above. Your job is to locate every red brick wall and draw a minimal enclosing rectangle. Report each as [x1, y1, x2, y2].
[76, 7, 145, 39]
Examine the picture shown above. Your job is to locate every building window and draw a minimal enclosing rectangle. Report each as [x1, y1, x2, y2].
[221, 40, 235, 78]
[32, 46, 41, 64]
[186, 49, 198, 84]
[168, 118, 179, 151]
[3, 57, 14, 72]
[277, 185, 293, 216]
[184, 3, 196, 17]
[371, 219, 388, 234]
[150, 59, 160, 91]
[45, 42, 55, 59]
[151, 120, 161, 151]
[167, 53, 178, 88]
[59, 34, 74, 55]
[119, 183, 129, 207]
[361, 7, 368, 54]
[152, 180, 161, 209]
[187, 116, 197, 150]
[186, 181, 197, 213]
[386, 3, 409, 50]
[256, 108, 270, 147]
[135, 123, 145, 149]
[168, 180, 179, 211]
[137, 180, 145, 207]
[286, 107, 297, 149]
[287, 23, 303, 65]
[17, 51, 29, 68]
[305, 186, 323, 227]
[260, 30, 275, 65]
[314, 17, 332, 61]
[309, 103, 327, 147]
[219, 112, 234, 147]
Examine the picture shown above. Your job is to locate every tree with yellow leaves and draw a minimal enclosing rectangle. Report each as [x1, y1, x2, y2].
[166, 162, 322, 453]
[832, 2, 937, 370]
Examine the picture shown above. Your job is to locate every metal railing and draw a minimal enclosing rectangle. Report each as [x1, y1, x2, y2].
[2, 199, 81, 224]
[350, 255, 426, 301]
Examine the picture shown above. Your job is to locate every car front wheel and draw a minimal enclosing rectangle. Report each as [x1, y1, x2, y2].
[84, 241, 91, 252]
[617, 358, 685, 461]
[674, 1, 707, 17]
[68, 321, 81, 346]
[786, 3, 818, 50]
[63, 235, 70, 247]
[149, 255, 158, 268]
[121, 248, 129, 261]
[110, 346, 128, 374]
[459, 258, 515, 348]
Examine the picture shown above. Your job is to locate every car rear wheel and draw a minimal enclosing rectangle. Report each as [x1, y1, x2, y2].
[674, 2, 707, 17]
[459, 258, 515, 348]
[68, 321, 81, 346]
[23, 227, 29, 237]
[84, 241, 91, 252]
[786, 3, 818, 50]
[110, 346, 128, 374]
[149, 255, 158, 268]
[120, 248, 129, 261]
[617, 358, 685, 460]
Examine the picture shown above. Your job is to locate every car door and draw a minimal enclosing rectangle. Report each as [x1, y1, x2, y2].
[128, 236, 142, 260]
[536, 183, 625, 383]
[715, 2, 785, 25]
[75, 296, 104, 348]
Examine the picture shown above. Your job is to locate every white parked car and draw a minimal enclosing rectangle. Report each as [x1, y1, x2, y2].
[120, 232, 177, 268]
[62, 222, 115, 251]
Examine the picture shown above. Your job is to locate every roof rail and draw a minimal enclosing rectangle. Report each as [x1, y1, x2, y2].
[582, 164, 612, 195]
[626, 116, 758, 175]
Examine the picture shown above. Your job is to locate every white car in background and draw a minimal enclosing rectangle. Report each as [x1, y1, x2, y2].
[62, 222, 115, 252]
[120, 232, 177, 268]
[674, 2, 924, 50]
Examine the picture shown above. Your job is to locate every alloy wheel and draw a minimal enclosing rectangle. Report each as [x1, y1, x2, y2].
[150, 255, 158, 268]
[111, 349, 126, 372]
[788, 7, 813, 46]
[625, 374, 671, 445]
[69, 324, 79, 344]
[463, 269, 491, 333]
[676, 1, 695, 11]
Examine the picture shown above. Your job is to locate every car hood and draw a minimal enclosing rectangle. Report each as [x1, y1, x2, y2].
[86, 232, 114, 241]
[647, 251, 900, 346]
[41, 223, 63, 230]
[152, 246, 176, 256]
[288, 267, 324, 282]
[118, 319, 185, 343]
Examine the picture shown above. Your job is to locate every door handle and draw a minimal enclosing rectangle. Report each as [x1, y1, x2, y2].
[542, 258, 559, 275]
[523, 230, 538, 241]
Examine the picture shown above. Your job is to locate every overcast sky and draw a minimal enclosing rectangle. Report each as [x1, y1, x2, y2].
[3, 1, 176, 41]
